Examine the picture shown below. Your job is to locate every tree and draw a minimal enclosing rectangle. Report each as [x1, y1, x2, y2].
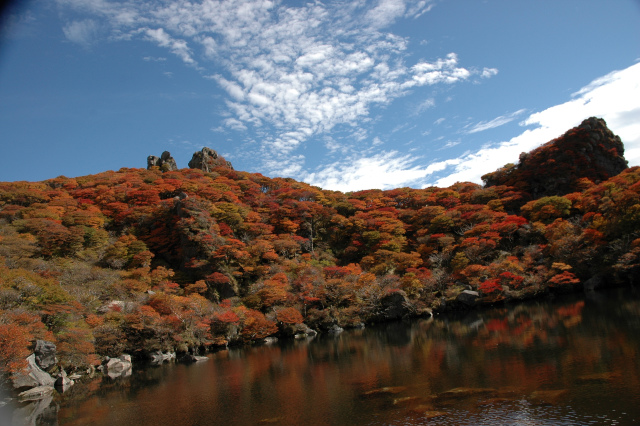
[0, 310, 52, 375]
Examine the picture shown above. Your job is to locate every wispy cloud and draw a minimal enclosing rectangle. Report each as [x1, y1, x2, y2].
[143, 56, 167, 62]
[1, 9, 36, 40]
[143, 27, 196, 65]
[439, 140, 460, 150]
[62, 19, 99, 46]
[465, 109, 526, 134]
[55, 0, 495, 179]
[414, 97, 436, 115]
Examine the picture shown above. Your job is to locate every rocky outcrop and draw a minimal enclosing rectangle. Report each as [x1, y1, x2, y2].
[147, 151, 179, 172]
[294, 324, 318, 339]
[327, 324, 344, 335]
[34, 340, 57, 371]
[12, 354, 55, 390]
[54, 369, 74, 393]
[188, 147, 233, 171]
[457, 290, 480, 306]
[278, 322, 318, 339]
[101, 355, 132, 379]
[483, 117, 628, 198]
[149, 351, 176, 364]
[379, 290, 411, 320]
[178, 353, 209, 363]
[97, 300, 135, 314]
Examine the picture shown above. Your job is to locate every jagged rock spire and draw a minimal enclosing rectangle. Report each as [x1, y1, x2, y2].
[188, 147, 233, 171]
[147, 151, 178, 172]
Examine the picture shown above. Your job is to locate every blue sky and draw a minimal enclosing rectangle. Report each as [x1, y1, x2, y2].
[1, 0, 639, 191]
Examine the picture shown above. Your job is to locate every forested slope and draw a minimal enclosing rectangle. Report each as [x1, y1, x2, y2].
[1, 117, 639, 378]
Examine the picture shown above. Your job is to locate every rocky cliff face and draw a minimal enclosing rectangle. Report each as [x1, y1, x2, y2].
[188, 147, 233, 171]
[482, 117, 628, 198]
[147, 151, 178, 172]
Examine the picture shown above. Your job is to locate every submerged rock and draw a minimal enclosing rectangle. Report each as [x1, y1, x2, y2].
[18, 386, 55, 402]
[575, 372, 621, 383]
[434, 387, 497, 401]
[423, 410, 448, 420]
[363, 386, 407, 396]
[529, 389, 568, 406]
[258, 417, 283, 424]
[393, 396, 421, 405]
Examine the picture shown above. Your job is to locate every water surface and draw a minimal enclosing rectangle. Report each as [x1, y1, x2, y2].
[14, 288, 640, 425]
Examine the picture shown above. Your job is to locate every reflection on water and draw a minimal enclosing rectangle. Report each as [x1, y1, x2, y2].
[13, 288, 640, 425]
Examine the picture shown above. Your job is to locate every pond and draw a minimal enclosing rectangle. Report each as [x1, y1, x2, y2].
[9, 287, 640, 426]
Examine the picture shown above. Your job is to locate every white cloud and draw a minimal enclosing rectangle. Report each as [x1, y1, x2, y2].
[144, 27, 196, 65]
[305, 62, 640, 191]
[465, 109, 526, 134]
[56, 0, 494, 179]
[481, 67, 498, 78]
[415, 97, 435, 114]
[305, 151, 455, 192]
[430, 62, 640, 187]
[439, 140, 460, 150]
[365, 0, 406, 29]
[143, 56, 167, 61]
[62, 19, 99, 46]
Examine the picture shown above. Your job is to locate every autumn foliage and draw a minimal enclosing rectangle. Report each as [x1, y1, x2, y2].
[1, 117, 639, 375]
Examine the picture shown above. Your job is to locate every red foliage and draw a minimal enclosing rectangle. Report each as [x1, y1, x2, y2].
[479, 279, 502, 294]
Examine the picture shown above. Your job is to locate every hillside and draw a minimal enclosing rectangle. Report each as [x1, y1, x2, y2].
[482, 117, 628, 198]
[2, 117, 640, 384]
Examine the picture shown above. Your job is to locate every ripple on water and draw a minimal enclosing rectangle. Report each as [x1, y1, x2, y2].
[379, 401, 637, 426]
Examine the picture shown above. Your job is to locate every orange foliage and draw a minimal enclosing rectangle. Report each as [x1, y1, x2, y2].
[276, 307, 304, 325]
[548, 271, 580, 287]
